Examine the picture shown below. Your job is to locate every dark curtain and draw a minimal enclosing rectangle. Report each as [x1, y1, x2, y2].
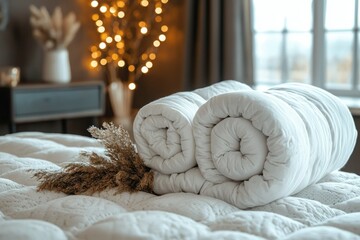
[182, 0, 253, 90]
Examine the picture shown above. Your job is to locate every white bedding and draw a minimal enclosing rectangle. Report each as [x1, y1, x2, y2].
[193, 83, 357, 208]
[133, 80, 251, 174]
[134, 82, 357, 210]
[1, 132, 360, 239]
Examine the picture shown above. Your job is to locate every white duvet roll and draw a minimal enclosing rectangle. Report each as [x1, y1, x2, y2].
[193, 83, 357, 208]
[133, 92, 205, 174]
[133, 80, 252, 176]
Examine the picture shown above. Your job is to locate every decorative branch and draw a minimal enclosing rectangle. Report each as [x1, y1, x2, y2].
[89, 0, 170, 89]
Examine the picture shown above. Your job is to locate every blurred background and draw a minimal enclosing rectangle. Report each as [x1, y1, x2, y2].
[0, 0, 185, 108]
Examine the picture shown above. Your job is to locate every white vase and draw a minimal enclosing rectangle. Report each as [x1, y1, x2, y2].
[108, 81, 133, 127]
[42, 49, 71, 83]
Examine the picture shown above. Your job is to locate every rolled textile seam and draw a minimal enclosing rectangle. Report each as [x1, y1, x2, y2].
[133, 80, 252, 193]
[193, 83, 357, 209]
[193, 80, 252, 100]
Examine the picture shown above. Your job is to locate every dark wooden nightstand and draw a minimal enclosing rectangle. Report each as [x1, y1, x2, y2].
[0, 81, 105, 133]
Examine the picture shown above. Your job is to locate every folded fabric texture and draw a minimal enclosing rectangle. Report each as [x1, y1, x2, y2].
[133, 80, 252, 177]
[192, 83, 357, 209]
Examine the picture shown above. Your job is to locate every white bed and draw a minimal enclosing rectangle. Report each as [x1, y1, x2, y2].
[1, 131, 360, 240]
[1, 81, 360, 239]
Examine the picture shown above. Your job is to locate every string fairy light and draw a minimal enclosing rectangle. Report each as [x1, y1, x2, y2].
[89, 0, 169, 90]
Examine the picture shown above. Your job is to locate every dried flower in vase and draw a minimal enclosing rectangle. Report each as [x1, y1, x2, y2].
[29, 5, 81, 50]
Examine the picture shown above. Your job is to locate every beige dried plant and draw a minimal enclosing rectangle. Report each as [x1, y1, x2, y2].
[29, 5, 81, 50]
[33, 122, 154, 195]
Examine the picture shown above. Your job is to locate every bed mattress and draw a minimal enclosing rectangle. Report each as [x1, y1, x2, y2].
[0, 132, 360, 240]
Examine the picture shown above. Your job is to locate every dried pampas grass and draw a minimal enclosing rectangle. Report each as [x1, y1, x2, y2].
[33, 122, 154, 195]
[29, 5, 80, 50]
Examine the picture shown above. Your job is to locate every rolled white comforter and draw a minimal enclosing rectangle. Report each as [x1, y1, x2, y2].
[193, 83, 357, 208]
[133, 80, 252, 176]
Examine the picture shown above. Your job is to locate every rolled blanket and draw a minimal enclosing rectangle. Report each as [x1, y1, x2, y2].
[193, 83, 357, 209]
[133, 80, 252, 177]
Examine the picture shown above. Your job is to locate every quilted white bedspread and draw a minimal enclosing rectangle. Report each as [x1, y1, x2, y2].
[1, 132, 360, 239]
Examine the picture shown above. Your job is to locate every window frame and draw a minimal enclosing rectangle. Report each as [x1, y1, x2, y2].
[249, 0, 360, 97]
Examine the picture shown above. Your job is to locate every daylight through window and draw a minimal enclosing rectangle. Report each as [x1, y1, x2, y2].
[252, 0, 360, 97]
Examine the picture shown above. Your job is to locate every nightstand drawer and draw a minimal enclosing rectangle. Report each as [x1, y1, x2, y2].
[0, 81, 105, 124]
[14, 87, 101, 118]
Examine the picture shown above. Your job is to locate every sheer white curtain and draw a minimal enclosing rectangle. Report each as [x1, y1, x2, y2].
[182, 0, 253, 90]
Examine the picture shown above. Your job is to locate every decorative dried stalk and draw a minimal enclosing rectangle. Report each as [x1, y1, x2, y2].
[29, 5, 80, 50]
[33, 122, 154, 195]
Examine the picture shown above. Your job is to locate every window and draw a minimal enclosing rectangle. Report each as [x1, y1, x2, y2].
[252, 0, 360, 97]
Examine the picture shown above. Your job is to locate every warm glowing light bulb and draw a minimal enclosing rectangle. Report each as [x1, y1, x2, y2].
[112, 53, 119, 60]
[114, 35, 122, 42]
[118, 11, 125, 18]
[159, 34, 166, 42]
[140, 0, 149, 7]
[91, 0, 99, 7]
[97, 26, 105, 33]
[140, 27, 148, 34]
[100, 5, 107, 13]
[95, 20, 103, 26]
[90, 60, 98, 68]
[128, 83, 136, 90]
[161, 0, 168, 3]
[116, 42, 124, 49]
[109, 7, 116, 14]
[106, 36, 113, 43]
[92, 14, 99, 21]
[141, 53, 148, 60]
[139, 21, 146, 27]
[100, 33, 107, 40]
[149, 53, 156, 60]
[153, 40, 160, 47]
[117, 1, 125, 8]
[146, 61, 153, 68]
[128, 65, 135, 72]
[100, 58, 107, 65]
[99, 42, 106, 49]
[141, 66, 149, 73]
[161, 25, 168, 32]
[118, 60, 125, 67]
[155, 7, 162, 14]
[91, 52, 98, 58]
